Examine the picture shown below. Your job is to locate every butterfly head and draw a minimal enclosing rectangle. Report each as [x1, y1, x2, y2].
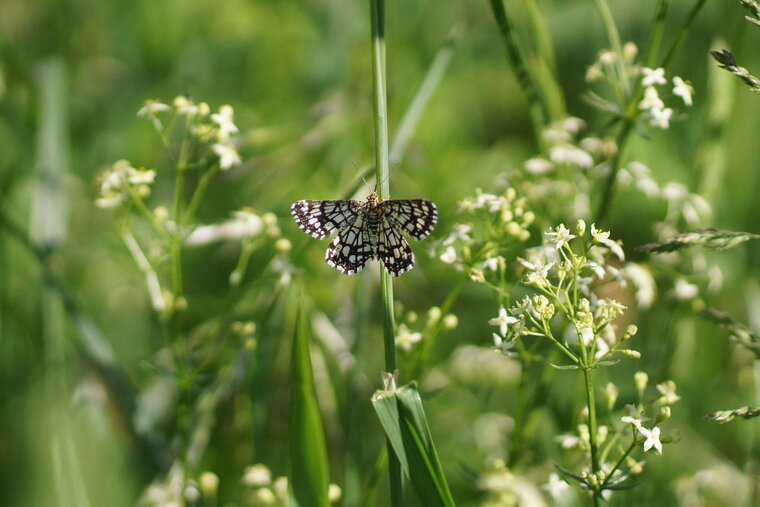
[367, 191, 381, 207]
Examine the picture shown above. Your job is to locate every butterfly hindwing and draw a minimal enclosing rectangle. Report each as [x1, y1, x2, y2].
[381, 199, 438, 240]
[325, 213, 374, 275]
[290, 199, 363, 239]
[377, 214, 414, 277]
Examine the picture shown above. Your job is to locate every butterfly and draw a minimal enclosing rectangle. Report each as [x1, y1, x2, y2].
[291, 192, 437, 276]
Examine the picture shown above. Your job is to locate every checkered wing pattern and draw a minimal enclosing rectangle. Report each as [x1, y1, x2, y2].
[380, 199, 438, 240]
[290, 200, 363, 239]
[377, 215, 415, 276]
[325, 214, 374, 275]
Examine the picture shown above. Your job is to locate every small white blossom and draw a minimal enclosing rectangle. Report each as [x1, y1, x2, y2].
[211, 104, 239, 140]
[656, 380, 681, 405]
[492, 333, 517, 357]
[396, 324, 422, 351]
[482, 257, 501, 271]
[672, 76, 693, 106]
[549, 144, 594, 169]
[542, 472, 570, 500]
[439, 246, 457, 264]
[137, 100, 171, 117]
[489, 307, 518, 337]
[212, 143, 241, 170]
[649, 107, 673, 129]
[672, 278, 698, 301]
[621, 405, 646, 429]
[544, 224, 576, 250]
[638, 86, 665, 111]
[590, 224, 625, 260]
[555, 433, 580, 449]
[639, 426, 663, 454]
[524, 157, 554, 175]
[443, 224, 472, 246]
[622, 263, 656, 308]
[641, 67, 667, 87]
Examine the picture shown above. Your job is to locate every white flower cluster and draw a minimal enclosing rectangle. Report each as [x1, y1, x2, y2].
[138, 96, 242, 170]
[585, 42, 694, 130]
[488, 221, 642, 363]
[638, 67, 693, 129]
[394, 306, 458, 352]
[436, 188, 533, 280]
[96, 159, 156, 209]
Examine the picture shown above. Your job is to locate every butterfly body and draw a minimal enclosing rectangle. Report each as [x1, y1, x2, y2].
[291, 192, 437, 276]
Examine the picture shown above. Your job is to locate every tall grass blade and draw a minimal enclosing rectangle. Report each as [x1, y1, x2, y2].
[289, 298, 330, 507]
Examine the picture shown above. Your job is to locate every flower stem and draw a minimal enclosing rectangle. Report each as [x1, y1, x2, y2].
[369, 0, 403, 504]
[583, 365, 601, 505]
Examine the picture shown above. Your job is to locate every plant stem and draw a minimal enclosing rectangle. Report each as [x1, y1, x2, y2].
[369, 0, 403, 504]
[488, 0, 548, 135]
[595, 119, 633, 224]
[583, 365, 601, 505]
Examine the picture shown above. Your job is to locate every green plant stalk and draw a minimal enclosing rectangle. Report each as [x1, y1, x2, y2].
[595, 120, 633, 224]
[578, 334, 601, 505]
[182, 164, 220, 226]
[660, 0, 708, 70]
[488, 0, 548, 135]
[369, 0, 403, 504]
[644, 0, 671, 69]
[593, 0, 628, 96]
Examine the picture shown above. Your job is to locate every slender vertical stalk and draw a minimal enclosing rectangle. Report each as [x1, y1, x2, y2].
[583, 367, 601, 506]
[369, 0, 403, 504]
[488, 0, 548, 135]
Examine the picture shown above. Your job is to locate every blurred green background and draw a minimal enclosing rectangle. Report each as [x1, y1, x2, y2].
[2, 0, 760, 505]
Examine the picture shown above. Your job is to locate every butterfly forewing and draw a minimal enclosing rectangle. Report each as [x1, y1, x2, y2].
[381, 199, 438, 240]
[291, 193, 437, 276]
[290, 200, 362, 239]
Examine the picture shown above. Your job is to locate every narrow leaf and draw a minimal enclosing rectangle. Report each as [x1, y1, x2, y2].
[289, 300, 330, 507]
[372, 384, 456, 507]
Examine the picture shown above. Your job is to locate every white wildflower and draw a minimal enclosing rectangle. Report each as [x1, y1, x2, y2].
[639, 86, 665, 111]
[542, 472, 570, 501]
[443, 223, 472, 246]
[639, 426, 663, 454]
[212, 143, 241, 170]
[549, 144, 594, 169]
[211, 104, 239, 140]
[672, 76, 693, 106]
[489, 307, 518, 337]
[544, 224, 576, 250]
[621, 405, 645, 429]
[622, 263, 656, 308]
[672, 278, 698, 301]
[649, 107, 673, 129]
[656, 380, 681, 405]
[641, 67, 667, 87]
[524, 157, 554, 175]
[439, 246, 457, 264]
[590, 224, 625, 260]
[396, 324, 422, 351]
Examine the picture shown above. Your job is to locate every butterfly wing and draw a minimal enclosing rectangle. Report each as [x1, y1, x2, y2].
[325, 212, 374, 275]
[290, 199, 363, 239]
[380, 199, 438, 240]
[377, 214, 414, 277]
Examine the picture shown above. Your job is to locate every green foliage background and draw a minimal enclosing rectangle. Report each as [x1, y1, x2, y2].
[2, 0, 760, 505]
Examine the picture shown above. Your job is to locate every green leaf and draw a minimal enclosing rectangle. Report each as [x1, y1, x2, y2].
[372, 384, 456, 507]
[289, 299, 330, 507]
